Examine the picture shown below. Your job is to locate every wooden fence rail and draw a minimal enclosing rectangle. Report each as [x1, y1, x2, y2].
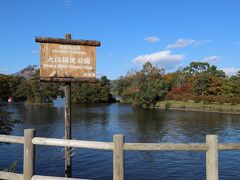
[1, 129, 240, 180]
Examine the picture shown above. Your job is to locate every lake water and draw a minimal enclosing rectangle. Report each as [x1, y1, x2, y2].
[1, 101, 240, 179]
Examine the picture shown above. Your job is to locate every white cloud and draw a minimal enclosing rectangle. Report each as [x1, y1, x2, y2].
[166, 38, 211, 49]
[64, 0, 72, 6]
[144, 36, 160, 43]
[201, 56, 221, 64]
[221, 67, 240, 76]
[133, 50, 185, 70]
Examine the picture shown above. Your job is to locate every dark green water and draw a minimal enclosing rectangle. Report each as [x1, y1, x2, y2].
[1, 101, 240, 179]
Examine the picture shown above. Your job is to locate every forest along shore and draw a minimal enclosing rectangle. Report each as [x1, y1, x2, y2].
[156, 100, 240, 114]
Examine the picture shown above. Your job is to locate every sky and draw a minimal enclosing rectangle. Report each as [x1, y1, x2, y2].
[0, 0, 240, 79]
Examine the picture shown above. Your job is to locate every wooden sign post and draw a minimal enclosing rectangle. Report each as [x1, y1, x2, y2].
[63, 34, 72, 178]
[36, 34, 100, 177]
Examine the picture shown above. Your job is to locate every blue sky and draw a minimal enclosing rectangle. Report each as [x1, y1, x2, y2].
[0, 0, 240, 79]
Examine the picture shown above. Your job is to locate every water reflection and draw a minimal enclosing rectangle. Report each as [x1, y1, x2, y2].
[1, 102, 240, 179]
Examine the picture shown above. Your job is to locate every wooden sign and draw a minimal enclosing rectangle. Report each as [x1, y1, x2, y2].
[40, 43, 96, 79]
[36, 36, 101, 82]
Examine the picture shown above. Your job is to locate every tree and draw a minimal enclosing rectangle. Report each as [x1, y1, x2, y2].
[193, 72, 212, 96]
[71, 76, 114, 103]
[183, 62, 210, 75]
[0, 74, 10, 101]
[27, 69, 60, 104]
[0, 108, 19, 135]
[184, 62, 227, 96]
[230, 71, 240, 97]
[136, 62, 166, 107]
[0, 108, 20, 173]
[183, 62, 225, 77]
[208, 65, 225, 77]
[114, 62, 167, 107]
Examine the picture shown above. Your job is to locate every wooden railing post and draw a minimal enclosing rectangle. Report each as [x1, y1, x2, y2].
[23, 129, 35, 180]
[206, 135, 218, 180]
[113, 134, 124, 180]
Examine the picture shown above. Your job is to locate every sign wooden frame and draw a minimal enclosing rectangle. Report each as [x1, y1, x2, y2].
[35, 36, 101, 83]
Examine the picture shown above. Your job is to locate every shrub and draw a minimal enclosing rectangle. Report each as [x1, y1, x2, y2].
[230, 97, 240, 105]
[192, 96, 201, 103]
[166, 94, 240, 105]
[165, 102, 171, 110]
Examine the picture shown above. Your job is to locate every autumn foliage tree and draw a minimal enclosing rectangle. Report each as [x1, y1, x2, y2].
[114, 61, 240, 106]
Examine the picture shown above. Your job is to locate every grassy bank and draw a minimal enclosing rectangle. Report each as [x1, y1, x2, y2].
[156, 100, 240, 114]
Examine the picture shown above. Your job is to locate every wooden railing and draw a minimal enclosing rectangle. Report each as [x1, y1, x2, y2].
[1, 129, 240, 180]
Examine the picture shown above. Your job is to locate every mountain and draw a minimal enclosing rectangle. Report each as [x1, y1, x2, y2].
[12, 65, 38, 79]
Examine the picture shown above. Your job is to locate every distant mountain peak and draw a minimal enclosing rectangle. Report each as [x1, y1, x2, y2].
[12, 65, 38, 79]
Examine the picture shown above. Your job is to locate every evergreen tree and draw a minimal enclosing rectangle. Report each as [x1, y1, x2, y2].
[72, 76, 114, 103]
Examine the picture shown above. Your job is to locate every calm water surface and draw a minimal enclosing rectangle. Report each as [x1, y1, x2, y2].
[1, 101, 240, 179]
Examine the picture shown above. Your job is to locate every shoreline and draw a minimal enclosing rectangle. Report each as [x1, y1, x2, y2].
[156, 100, 240, 115]
[156, 106, 240, 115]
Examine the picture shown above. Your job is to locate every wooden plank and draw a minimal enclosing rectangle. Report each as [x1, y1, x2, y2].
[23, 129, 35, 180]
[206, 135, 218, 180]
[31, 175, 88, 180]
[0, 135, 24, 144]
[0, 171, 23, 180]
[32, 137, 113, 150]
[124, 143, 207, 151]
[35, 36, 101, 46]
[218, 143, 240, 150]
[113, 134, 124, 180]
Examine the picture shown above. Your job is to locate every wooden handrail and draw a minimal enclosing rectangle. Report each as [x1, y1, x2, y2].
[124, 143, 207, 151]
[31, 175, 88, 180]
[0, 135, 24, 144]
[218, 143, 240, 150]
[0, 134, 240, 151]
[3, 129, 240, 180]
[32, 137, 113, 150]
[0, 171, 23, 180]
